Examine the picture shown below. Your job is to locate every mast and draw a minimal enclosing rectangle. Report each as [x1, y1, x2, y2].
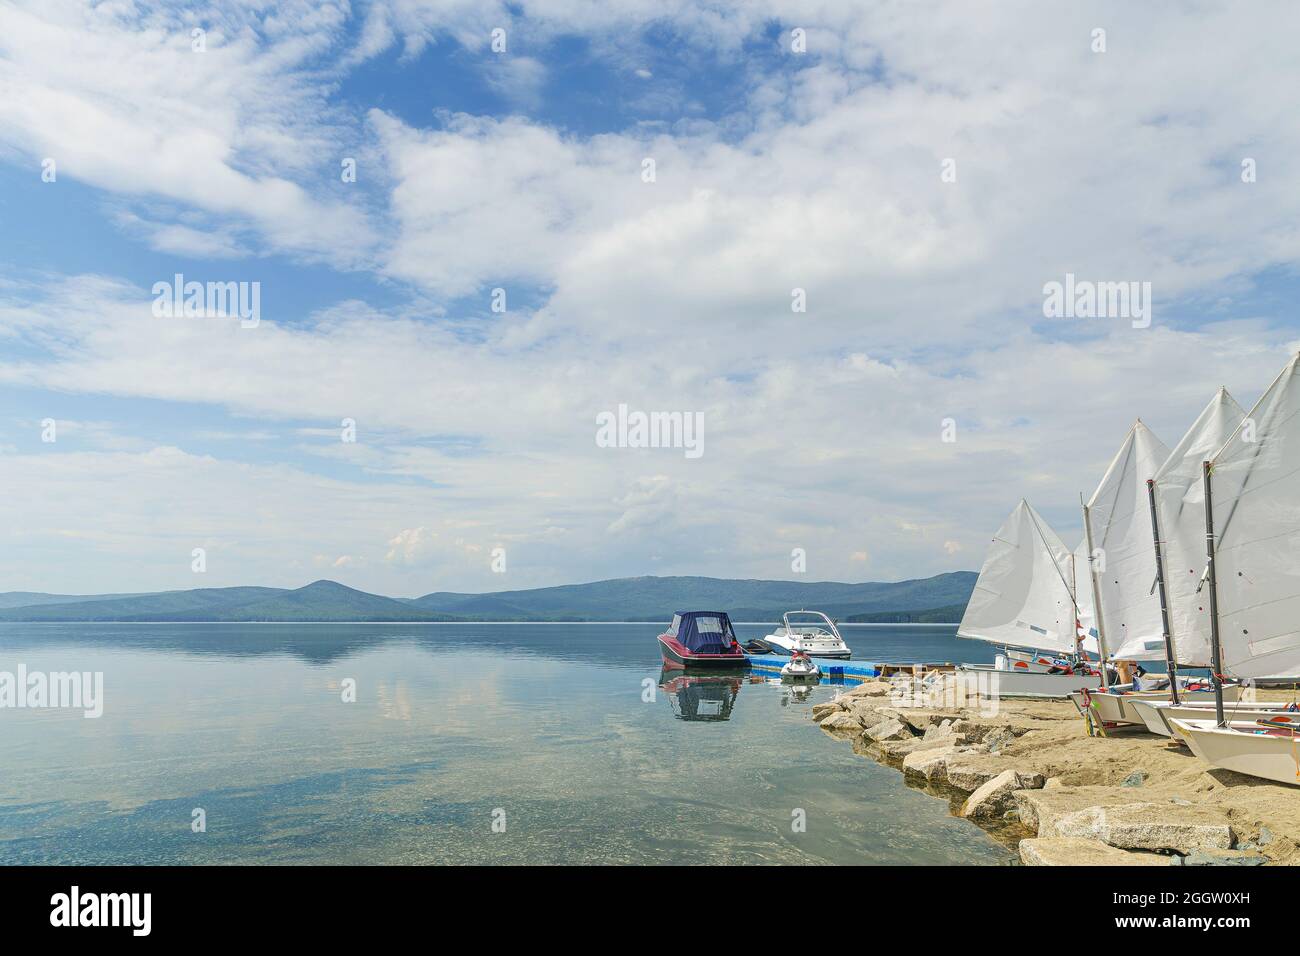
[1081, 496, 1111, 689]
[1145, 479, 1180, 704]
[1201, 460, 1226, 727]
[1069, 548, 1083, 660]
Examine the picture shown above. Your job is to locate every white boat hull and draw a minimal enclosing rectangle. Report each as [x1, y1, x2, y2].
[764, 618, 852, 659]
[958, 663, 1103, 698]
[766, 641, 851, 659]
[1169, 717, 1300, 786]
[1129, 698, 1290, 737]
[1070, 684, 1241, 727]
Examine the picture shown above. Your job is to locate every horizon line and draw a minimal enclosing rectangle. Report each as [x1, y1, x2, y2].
[0, 620, 962, 626]
[0, 569, 977, 601]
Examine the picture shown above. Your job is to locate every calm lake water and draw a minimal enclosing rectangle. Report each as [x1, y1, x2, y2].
[0, 622, 1008, 865]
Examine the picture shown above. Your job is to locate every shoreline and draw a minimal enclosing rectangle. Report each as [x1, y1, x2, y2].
[0, 620, 961, 626]
[813, 681, 1300, 865]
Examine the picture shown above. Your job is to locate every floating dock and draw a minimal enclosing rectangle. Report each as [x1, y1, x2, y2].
[744, 654, 956, 682]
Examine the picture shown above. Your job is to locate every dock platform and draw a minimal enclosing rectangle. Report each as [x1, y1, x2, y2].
[744, 654, 955, 683]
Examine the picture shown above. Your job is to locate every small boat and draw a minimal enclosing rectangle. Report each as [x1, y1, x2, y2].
[763, 610, 851, 659]
[1130, 698, 1295, 738]
[1162, 355, 1300, 783]
[656, 611, 749, 670]
[1069, 677, 1240, 727]
[958, 661, 1103, 698]
[779, 652, 821, 680]
[1169, 716, 1300, 785]
[957, 501, 1104, 698]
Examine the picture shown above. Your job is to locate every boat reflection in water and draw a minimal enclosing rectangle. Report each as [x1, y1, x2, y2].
[659, 669, 748, 721]
[775, 678, 819, 705]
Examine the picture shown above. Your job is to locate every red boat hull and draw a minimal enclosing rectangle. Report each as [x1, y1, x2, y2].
[657, 633, 748, 670]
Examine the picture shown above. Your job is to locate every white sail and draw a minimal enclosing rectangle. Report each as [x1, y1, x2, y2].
[1085, 421, 1172, 661]
[1151, 388, 1246, 666]
[958, 500, 1079, 654]
[1209, 354, 1300, 679]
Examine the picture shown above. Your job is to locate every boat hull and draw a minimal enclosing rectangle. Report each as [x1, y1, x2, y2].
[1130, 697, 1285, 737]
[657, 634, 748, 671]
[1070, 684, 1241, 727]
[957, 663, 1103, 698]
[762, 635, 851, 659]
[1169, 718, 1300, 786]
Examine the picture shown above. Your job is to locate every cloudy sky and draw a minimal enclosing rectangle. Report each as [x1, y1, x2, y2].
[0, 0, 1297, 597]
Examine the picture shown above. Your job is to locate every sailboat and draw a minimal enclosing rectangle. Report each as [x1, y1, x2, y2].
[957, 500, 1105, 697]
[1170, 354, 1300, 783]
[1070, 421, 1175, 723]
[1071, 413, 1242, 726]
[1116, 389, 1252, 736]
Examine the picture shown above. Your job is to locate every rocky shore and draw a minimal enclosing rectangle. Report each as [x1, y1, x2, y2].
[812, 680, 1300, 865]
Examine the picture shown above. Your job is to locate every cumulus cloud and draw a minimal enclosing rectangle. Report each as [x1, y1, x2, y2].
[0, 0, 376, 265]
[2, 1, 1300, 593]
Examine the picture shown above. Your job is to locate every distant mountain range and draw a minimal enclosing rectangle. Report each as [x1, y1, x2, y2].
[0, 573, 976, 623]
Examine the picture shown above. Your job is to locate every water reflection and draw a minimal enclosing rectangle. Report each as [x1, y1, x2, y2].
[659, 669, 747, 721]
[0, 622, 986, 670]
[775, 677, 818, 705]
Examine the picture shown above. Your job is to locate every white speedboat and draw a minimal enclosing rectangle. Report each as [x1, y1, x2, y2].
[764, 610, 851, 659]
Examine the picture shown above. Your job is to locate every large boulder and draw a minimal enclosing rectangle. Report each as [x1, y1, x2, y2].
[960, 769, 1046, 819]
[876, 707, 930, 734]
[922, 718, 958, 741]
[902, 746, 960, 784]
[845, 699, 885, 723]
[818, 711, 864, 732]
[810, 702, 841, 721]
[1013, 786, 1132, 834]
[1020, 838, 1168, 866]
[880, 735, 965, 760]
[864, 717, 913, 742]
[944, 756, 1031, 793]
[1048, 802, 1236, 853]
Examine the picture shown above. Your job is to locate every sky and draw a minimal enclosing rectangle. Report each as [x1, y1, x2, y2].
[0, 0, 1298, 598]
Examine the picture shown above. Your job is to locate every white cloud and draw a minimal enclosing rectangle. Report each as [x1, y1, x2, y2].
[3, 1, 1300, 593]
[0, 0, 376, 265]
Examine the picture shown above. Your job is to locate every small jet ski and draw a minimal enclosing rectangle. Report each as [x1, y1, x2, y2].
[780, 651, 821, 680]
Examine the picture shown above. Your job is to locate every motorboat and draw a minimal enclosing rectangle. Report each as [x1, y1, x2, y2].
[656, 611, 749, 670]
[763, 610, 851, 659]
[779, 652, 821, 680]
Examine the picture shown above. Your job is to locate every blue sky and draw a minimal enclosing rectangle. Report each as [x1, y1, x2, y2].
[1, 1, 1298, 597]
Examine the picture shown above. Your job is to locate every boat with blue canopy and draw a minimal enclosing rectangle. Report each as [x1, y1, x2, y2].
[657, 611, 748, 670]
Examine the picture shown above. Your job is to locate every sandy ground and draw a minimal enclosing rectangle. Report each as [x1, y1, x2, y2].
[813, 683, 1300, 864]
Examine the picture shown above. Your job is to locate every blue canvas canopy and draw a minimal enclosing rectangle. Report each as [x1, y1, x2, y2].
[669, 611, 737, 654]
